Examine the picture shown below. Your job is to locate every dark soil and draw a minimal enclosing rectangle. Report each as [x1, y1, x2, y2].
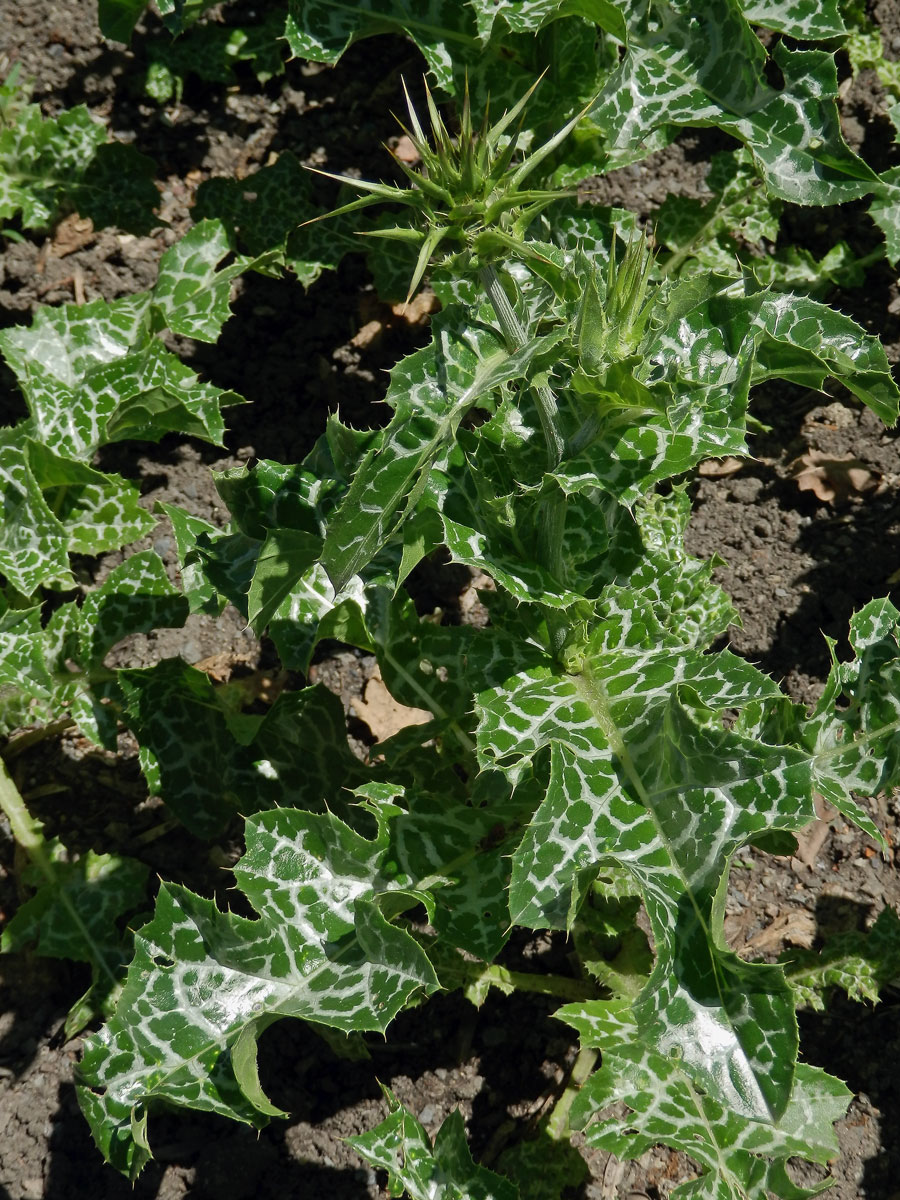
[1, 3, 900, 1198]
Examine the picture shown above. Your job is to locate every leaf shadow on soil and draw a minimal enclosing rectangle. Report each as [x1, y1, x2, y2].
[255, 972, 582, 1146]
[0, 956, 80, 1078]
[795, 894, 900, 1199]
[184, 264, 435, 464]
[776, 488, 900, 677]
[44, 1080, 379, 1200]
[57, 18, 423, 220]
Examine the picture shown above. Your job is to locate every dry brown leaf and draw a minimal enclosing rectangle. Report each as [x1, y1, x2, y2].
[50, 213, 96, 258]
[350, 319, 384, 349]
[746, 909, 816, 952]
[459, 570, 495, 627]
[351, 292, 438, 348]
[788, 448, 880, 504]
[351, 669, 431, 742]
[697, 456, 746, 478]
[193, 651, 239, 682]
[391, 290, 440, 324]
[791, 792, 837, 867]
[392, 134, 420, 165]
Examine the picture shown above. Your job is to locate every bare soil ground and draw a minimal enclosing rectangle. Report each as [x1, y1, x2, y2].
[1, 2, 899, 1197]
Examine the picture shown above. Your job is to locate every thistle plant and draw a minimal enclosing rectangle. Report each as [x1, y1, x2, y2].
[5, 5, 900, 1195]
[310, 77, 583, 297]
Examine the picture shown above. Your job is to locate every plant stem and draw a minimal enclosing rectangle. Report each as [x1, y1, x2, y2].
[545, 1044, 599, 1140]
[454, 958, 599, 1002]
[480, 263, 569, 655]
[0, 753, 118, 987]
[0, 753, 46, 856]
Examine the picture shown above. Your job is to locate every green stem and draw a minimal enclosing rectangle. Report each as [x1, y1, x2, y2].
[454, 958, 599, 1002]
[0, 753, 119, 987]
[479, 263, 569, 656]
[50, 484, 69, 518]
[544, 1044, 599, 1140]
[536, 490, 568, 656]
[0, 753, 46, 857]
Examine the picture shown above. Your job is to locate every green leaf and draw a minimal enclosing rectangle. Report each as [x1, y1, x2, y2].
[1, 846, 150, 1035]
[1, 845, 148, 963]
[247, 528, 323, 632]
[97, 0, 148, 40]
[143, 10, 286, 100]
[468, 0, 626, 40]
[563, 2, 876, 210]
[117, 659, 253, 835]
[739, 0, 845, 38]
[195, 153, 360, 287]
[150, 219, 257, 343]
[230, 1021, 289, 1119]
[800, 598, 900, 840]
[655, 149, 781, 278]
[0, 89, 103, 227]
[644, 275, 900, 428]
[80, 551, 189, 664]
[560, 999, 851, 1200]
[215, 457, 338, 541]
[154, 0, 220, 33]
[366, 586, 546, 724]
[191, 530, 260, 616]
[0, 434, 73, 592]
[746, 242, 872, 297]
[0, 71, 158, 233]
[266, 566, 370, 673]
[374, 771, 535, 960]
[26, 439, 156, 555]
[283, 0, 480, 92]
[0, 226, 248, 465]
[174, 457, 358, 666]
[119, 661, 366, 835]
[77, 808, 441, 1177]
[0, 604, 53, 731]
[349, 1092, 519, 1200]
[0, 551, 187, 743]
[496, 1134, 587, 1200]
[246, 684, 365, 816]
[72, 142, 160, 235]
[320, 309, 513, 591]
[783, 906, 900, 1011]
[157, 504, 225, 615]
[750, 290, 900, 424]
[478, 600, 804, 1121]
[478, 592, 900, 1126]
[870, 167, 900, 265]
